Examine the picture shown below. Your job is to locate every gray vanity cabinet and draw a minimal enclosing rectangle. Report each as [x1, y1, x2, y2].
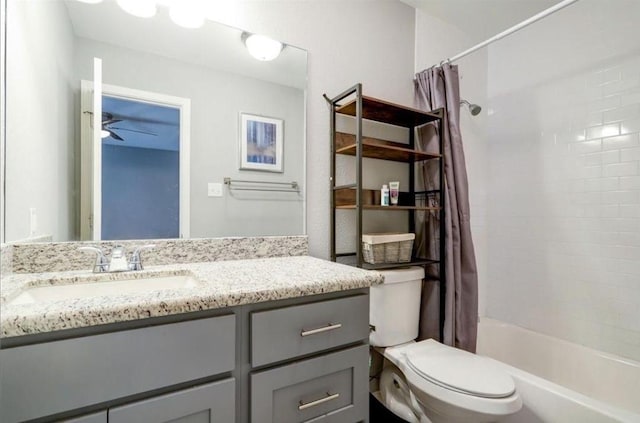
[0, 289, 370, 423]
[108, 379, 235, 423]
[0, 315, 236, 423]
[249, 294, 370, 423]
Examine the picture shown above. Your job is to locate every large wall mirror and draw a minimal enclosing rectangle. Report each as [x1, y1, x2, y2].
[2, 0, 307, 243]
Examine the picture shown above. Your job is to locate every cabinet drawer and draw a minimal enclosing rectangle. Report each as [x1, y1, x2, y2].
[0, 314, 235, 423]
[109, 378, 235, 423]
[251, 294, 369, 367]
[251, 344, 369, 423]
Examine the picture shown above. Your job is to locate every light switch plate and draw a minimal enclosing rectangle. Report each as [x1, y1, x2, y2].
[29, 208, 38, 236]
[208, 183, 223, 197]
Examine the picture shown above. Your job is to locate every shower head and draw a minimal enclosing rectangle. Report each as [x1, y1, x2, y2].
[460, 99, 482, 116]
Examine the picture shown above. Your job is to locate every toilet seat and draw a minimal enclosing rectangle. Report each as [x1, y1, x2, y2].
[405, 343, 515, 398]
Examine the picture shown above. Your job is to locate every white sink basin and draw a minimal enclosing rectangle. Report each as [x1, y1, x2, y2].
[8, 275, 200, 306]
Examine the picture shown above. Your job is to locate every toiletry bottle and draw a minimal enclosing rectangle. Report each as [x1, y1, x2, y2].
[389, 181, 400, 206]
[381, 185, 390, 206]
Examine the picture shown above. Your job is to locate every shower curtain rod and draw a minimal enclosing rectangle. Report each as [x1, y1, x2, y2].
[429, 0, 580, 68]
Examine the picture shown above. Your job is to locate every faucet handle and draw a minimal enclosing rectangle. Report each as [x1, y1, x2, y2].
[129, 244, 156, 271]
[78, 246, 109, 273]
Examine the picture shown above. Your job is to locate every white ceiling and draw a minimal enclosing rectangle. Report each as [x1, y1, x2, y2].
[401, 0, 562, 41]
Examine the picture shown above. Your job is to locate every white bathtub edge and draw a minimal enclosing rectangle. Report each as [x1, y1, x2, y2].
[478, 317, 640, 420]
[483, 355, 640, 422]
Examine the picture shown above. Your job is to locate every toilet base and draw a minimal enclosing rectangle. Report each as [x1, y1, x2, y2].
[370, 393, 408, 423]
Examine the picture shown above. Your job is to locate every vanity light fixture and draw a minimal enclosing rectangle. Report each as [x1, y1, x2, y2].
[242, 33, 284, 61]
[116, 0, 157, 18]
[169, 3, 205, 29]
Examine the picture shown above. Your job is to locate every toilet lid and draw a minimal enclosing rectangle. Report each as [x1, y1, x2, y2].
[405, 346, 515, 399]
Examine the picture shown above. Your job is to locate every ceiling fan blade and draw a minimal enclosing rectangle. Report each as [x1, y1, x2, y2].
[107, 129, 124, 141]
[109, 127, 158, 136]
[103, 119, 123, 126]
[114, 115, 176, 125]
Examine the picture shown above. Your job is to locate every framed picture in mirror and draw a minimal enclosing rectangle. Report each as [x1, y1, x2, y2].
[239, 113, 284, 173]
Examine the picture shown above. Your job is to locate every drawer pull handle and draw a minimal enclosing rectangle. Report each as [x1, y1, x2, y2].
[300, 323, 342, 337]
[298, 392, 340, 410]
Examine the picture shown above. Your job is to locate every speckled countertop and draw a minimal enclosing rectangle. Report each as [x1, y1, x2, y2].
[0, 256, 382, 338]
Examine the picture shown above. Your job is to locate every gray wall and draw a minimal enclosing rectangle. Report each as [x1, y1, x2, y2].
[227, 1, 417, 258]
[5, 0, 76, 242]
[75, 38, 305, 238]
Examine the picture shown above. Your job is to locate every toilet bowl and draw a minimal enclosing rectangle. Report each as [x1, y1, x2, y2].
[371, 267, 522, 422]
[380, 340, 522, 423]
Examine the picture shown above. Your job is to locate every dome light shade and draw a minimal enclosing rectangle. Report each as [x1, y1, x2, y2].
[101, 129, 111, 139]
[169, 3, 205, 28]
[243, 34, 284, 61]
[116, 0, 157, 18]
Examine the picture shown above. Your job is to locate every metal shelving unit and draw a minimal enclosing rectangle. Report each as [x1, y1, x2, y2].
[325, 83, 446, 286]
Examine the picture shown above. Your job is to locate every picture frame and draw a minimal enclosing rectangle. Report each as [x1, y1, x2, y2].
[239, 113, 284, 173]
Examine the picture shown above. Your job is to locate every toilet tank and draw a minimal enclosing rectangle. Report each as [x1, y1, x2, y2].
[370, 266, 424, 347]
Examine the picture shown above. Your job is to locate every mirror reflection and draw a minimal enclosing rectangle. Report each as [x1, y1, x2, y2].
[4, 0, 307, 243]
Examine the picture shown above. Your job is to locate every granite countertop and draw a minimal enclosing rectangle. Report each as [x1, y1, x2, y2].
[0, 256, 383, 338]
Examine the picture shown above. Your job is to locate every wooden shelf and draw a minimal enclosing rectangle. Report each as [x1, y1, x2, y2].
[335, 254, 439, 270]
[361, 259, 440, 270]
[335, 204, 440, 211]
[335, 188, 440, 210]
[329, 86, 444, 278]
[336, 96, 441, 128]
[335, 133, 440, 162]
[335, 187, 413, 207]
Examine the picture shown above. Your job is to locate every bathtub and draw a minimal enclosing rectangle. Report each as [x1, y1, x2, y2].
[476, 318, 640, 422]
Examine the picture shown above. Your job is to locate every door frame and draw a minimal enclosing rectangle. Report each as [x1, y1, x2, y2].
[80, 82, 191, 240]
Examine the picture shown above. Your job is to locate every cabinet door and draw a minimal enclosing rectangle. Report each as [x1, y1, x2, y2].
[1, 314, 235, 423]
[108, 379, 235, 423]
[60, 411, 107, 423]
[251, 345, 368, 423]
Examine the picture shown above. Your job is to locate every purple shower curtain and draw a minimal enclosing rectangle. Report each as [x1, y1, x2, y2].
[414, 64, 478, 353]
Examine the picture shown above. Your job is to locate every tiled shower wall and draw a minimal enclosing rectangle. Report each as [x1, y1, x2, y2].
[485, 0, 640, 361]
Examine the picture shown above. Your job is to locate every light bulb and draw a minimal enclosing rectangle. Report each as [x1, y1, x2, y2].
[116, 0, 157, 18]
[101, 130, 110, 139]
[244, 34, 283, 61]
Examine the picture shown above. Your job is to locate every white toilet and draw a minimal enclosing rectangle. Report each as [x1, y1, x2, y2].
[370, 267, 522, 423]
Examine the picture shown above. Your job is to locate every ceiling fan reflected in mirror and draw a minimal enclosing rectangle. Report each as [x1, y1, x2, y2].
[101, 112, 158, 141]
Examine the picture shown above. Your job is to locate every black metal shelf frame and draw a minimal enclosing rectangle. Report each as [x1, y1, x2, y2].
[325, 84, 446, 338]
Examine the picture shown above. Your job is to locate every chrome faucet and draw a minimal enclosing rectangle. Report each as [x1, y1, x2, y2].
[79, 244, 156, 273]
[78, 246, 109, 273]
[128, 244, 156, 271]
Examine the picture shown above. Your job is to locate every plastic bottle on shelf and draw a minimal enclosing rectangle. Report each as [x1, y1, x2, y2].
[381, 184, 390, 206]
[389, 181, 400, 205]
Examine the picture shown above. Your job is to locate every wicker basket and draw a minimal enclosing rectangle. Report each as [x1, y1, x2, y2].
[362, 233, 415, 264]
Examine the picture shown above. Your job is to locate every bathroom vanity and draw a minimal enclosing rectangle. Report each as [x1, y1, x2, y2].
[0, 255, 381, 423]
